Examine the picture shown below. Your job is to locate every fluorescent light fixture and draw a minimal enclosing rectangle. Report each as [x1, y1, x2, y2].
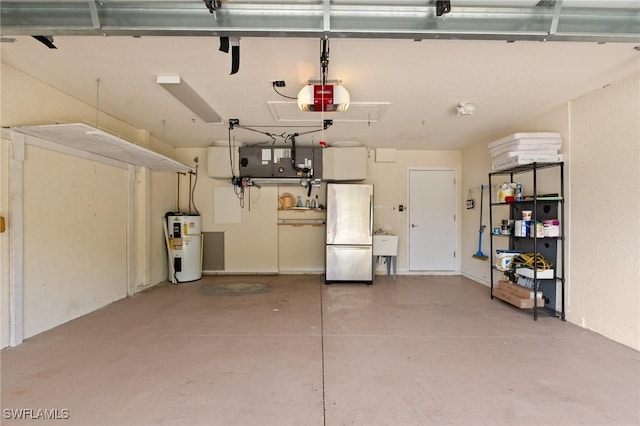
[157, 75, 223, 124]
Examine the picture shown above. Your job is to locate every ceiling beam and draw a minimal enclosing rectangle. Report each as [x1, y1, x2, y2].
[87, 0, 101, 30]
[549, 0, 563, 37]
[323, 0, 330, 35]
[0, 1, 638, 43]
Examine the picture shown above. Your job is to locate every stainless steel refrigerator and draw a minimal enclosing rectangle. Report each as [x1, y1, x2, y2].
[325, 183, 374, 284]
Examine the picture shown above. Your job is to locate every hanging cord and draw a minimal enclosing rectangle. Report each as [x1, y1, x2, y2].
[227, 122, 245, 208]
[272, 84, 297, 100]
[187, 170, 194, 215]
[320, 37, 328, 143]
[234, 182, 245, 208]
[510, 253, 554, 271]
[190, 159, 201, 216]
[321, 92, 325, 144]
[228, 124, 236, 178]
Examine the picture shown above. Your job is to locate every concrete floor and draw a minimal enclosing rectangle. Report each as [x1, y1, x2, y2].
[2, 274, 639, 426]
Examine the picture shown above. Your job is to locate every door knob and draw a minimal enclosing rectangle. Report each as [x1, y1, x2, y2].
[411, 224, 418, 227]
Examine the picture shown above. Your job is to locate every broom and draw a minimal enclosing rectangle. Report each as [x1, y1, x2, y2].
[473, 184, 488, 260]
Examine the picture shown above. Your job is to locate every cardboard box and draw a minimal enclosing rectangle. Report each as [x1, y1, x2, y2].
[515, 267, 554, 279]
[497, 280, 543, 299]
[493, 282, 545, 309]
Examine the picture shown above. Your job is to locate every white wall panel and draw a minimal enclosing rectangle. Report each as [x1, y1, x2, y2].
[22, 146, 127, 338]
[149, 170, 177, 286]
[1, 64, 179, 346]
[0, 138, 10, 348]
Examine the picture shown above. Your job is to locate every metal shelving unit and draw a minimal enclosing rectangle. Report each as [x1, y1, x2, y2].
[489, 162, 565, 320]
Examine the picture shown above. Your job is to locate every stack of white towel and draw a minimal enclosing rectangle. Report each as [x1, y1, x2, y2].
[489, 132, 563, 171]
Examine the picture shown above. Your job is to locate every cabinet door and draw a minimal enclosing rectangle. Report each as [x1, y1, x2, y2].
[278, 225, 325, 272]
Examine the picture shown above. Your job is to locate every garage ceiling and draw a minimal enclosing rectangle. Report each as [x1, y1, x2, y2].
[1, 1, 639, 150]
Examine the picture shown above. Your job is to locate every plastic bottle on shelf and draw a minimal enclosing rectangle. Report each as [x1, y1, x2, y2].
[515, 183, 523, 202]
[498, 182, 513, 202]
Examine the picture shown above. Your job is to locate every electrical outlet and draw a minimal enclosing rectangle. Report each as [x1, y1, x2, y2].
[272, 80, 285, 87]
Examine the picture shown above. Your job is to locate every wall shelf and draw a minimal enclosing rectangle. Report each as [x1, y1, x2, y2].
[12, 123, 190, 172]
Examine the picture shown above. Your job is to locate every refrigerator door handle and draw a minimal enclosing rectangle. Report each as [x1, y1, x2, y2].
[329, 245, 370, 250]
[369, 195, 373, 237]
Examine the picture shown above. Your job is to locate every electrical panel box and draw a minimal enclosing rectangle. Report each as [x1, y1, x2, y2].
[239, 146, 322, 178]
[375, 148, 397, 163]
[239, 146, 273, 177]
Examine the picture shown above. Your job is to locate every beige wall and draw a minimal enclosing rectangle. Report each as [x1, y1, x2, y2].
[175, 148, 279, 273]
[460, 73, 640, 350]
[459, 138, 493, 284]
[365, 150, 462, 272]
[180, 147, 462, 274]
[22, 145, 128, 338]
[134, 168, 177, 290]
[568, 73, 639, 350]
[1, 64, 179, 347]
[0, 64, 173, 159]
[148, 170, 177, 285]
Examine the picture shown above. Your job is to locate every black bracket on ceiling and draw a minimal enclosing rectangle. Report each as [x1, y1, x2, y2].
[219, 36, 240, 75]
[203, 0, 222, 14]
[228, 118, 240, 130]
[32, 35, 57, 49]
[436, 0, 451, 17]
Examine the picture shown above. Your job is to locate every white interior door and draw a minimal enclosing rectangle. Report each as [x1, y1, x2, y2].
[409, 169, 457, 271]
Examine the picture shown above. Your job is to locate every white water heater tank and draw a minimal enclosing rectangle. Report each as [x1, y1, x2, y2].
[166, 215, 202, 283]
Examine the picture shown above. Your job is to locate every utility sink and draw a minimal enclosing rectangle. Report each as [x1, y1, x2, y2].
[373, 234, 398, 256]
